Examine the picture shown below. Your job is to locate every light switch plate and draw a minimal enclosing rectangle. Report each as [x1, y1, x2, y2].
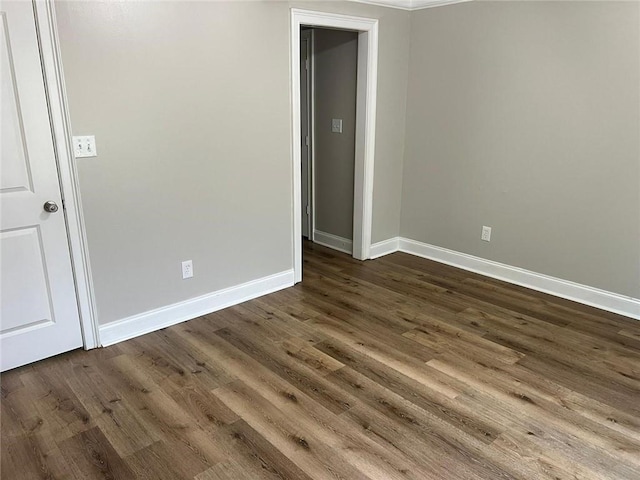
[73, 135, 97, 158]
[331, 119, 343, 134]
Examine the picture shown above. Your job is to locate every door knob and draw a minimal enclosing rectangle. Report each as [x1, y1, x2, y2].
[43, 201, 59, 213]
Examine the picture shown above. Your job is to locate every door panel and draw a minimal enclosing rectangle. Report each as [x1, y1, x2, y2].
[0, 1, 83, 371]
[0, 227, 52, 334]
[300, 30, 311, 239]
[1, 14, 32, 193]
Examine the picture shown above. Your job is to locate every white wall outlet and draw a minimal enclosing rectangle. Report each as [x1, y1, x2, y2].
[331, 118, 343, 133]
[181, 260, 193, 279]
[72, 135, 97, 158]
[481, 226, 492, 242]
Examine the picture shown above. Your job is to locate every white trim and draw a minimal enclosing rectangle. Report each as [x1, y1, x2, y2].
[35, 1, 100, 348]
[397, 238, 640, 321]
[350, 0, 413, 9]
[348, 0, 472, 11]
[411, 0, 472, 10]
[367, 236, 639, 320]
[352, 26, 377, 261]
[99, 270, 294, 347]
[292, 12, 302, 282]
[291, 9, 378, 282]
[369, 237, 400, 259]
[313, 231, 353, 255]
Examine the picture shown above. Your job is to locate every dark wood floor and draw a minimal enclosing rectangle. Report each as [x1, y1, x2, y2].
[2, 242, 640, 479]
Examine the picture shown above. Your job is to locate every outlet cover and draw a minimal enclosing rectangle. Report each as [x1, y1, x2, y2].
[331, 118, 343, 133]
[181, 260, 193, 279]
[481, 226, 492, 242]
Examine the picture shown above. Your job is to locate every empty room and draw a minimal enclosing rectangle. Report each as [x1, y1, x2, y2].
[1, 0, 639, 479]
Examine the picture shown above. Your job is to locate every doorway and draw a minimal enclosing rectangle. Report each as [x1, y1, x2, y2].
[291, 9, 379, 283]
[300, 27, 359, 256]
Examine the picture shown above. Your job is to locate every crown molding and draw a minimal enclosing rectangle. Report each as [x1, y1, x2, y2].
[349, 0, 472, 11]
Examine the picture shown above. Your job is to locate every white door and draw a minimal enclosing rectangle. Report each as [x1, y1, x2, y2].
[300, 29, 312, 239]
[1, 0, 83, 371]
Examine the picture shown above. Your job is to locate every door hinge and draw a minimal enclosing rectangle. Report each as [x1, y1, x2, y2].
[305, 59, 309, 70]
[305, 135, 309, 146]
[306, 205, 310, 215]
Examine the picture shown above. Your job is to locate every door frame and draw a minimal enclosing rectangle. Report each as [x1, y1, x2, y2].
[291, 9, 379, 283]
[34, 0, 99, 348]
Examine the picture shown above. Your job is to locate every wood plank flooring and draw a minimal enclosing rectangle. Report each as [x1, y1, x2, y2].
[2, 241, 640, 479]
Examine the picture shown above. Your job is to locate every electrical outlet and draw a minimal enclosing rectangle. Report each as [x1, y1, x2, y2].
[181, 260, 193, 279]
[481, 226, 492, 242]
[331, 118, 343, 133]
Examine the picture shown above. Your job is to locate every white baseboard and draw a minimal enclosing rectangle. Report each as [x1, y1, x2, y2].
[399, 238, 640, 320]
[98, 237, 638, 347]
[99, 269, 294, 346]
[313, 230, 353, 254]
[367, 236, 639, 320]
[370, 237, 400, 259]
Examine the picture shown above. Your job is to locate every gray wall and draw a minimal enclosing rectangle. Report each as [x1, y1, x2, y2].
[401, 1, 640, 298]
[313, 29, 358, 240]
[57, 0, 635, 327]
[55, 1, 410, 325]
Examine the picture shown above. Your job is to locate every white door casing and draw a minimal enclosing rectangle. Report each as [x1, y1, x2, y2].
[291, 9, 378, 282]
[0, 0, 83, 371]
